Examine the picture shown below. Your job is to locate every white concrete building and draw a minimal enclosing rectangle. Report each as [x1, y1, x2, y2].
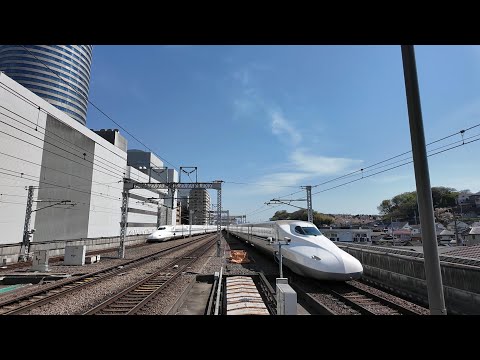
[321, 228, 372, 243]
[0, 72, 174, 247]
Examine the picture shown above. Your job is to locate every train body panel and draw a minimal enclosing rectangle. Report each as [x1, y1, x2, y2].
[147, 225, 218, 242]
[227, 220, 363, 281]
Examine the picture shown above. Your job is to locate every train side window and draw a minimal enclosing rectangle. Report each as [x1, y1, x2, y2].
[294, 226, 306, 235]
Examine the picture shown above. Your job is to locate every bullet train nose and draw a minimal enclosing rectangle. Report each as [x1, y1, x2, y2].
[340, 251, 363, 276]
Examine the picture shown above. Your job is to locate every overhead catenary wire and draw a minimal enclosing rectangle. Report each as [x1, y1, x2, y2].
[311, 136, 480, 197]
[248, 129, 480, 219]
[0, 99, 129, 177]
[0, 166, 123, 201]
[0, 149, 125, 189]
[310, 123, 480, 189]
[0, 113, 126, 179]
[269, 123, 480, 203]
[3, 48, 480, 221]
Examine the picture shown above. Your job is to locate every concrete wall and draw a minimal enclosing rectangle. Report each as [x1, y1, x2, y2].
[339, 244, 480, 314]
[0, 72, 127, 245]
[34, 114, 94, 241]
[0, 234, 147, 264]
[0, 71, 181, 253]
[0, 72, 45, 245]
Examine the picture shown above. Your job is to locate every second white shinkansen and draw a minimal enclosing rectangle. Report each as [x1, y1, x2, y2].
[147, 225, 217, 242]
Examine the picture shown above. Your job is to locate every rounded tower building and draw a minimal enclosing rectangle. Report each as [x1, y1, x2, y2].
[0, 45, 93, 125]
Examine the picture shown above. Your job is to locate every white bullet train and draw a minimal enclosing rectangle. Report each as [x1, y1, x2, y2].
[147, 224, 218, 242]
[227, 220, 363, 281]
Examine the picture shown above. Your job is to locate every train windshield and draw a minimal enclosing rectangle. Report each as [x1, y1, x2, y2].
[295, 226, 322, 236]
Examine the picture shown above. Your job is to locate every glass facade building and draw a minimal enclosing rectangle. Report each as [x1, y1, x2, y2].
[0, 45, 93, 126]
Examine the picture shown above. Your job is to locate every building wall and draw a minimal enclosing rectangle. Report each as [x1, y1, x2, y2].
[0, 72, 126, 245]
[87, 134, 127, 238]
[0, 71, 181, 247]
[34, 114, 95, 241]
[0, 72, 45, 245]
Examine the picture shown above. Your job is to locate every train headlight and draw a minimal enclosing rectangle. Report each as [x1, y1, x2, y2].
[311, 255, 321, 261]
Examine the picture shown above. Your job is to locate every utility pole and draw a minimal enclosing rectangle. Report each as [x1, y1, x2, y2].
[20, 186, 34, 261]
[454, 215, 458, 245]
[216, 181, 222, 256]
[276, 237, 291, 278]
[305, 185, 313, 223]
[402, 45, 446, 315]
[118, 182, 130, 259]
[20, 187, 72, 261]
[189, 210, 194, 237]
[157, 194, 161, 229]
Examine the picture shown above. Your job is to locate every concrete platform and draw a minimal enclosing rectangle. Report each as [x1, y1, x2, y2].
[175, 280, 213, 315]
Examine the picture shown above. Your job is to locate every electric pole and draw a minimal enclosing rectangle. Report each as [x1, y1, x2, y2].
[402, 44, 446, 315]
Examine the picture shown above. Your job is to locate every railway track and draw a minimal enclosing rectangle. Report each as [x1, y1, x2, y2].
[84, 236, 217, 315]
[326, 281, 420, 315]
[291, 277, 426, 315]
[0, 235, 214, 315]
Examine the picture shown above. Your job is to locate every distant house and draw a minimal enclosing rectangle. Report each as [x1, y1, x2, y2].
[410, 225, 421, 235]
[464, 227, 480, 246]
[387, 222, 411, 235]
[392, 229, 412, 241]
[447, 221, 469, 232]
[473, 192, 480, 208]
[321, 228, 372, 243]
[409, 223, 445, 242]
[438, 229, 455, 244]
[457, 192, 473, 205]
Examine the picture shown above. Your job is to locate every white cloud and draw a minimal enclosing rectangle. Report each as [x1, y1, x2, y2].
[241, 172, 311, 196]
[289, 149, 363, 175]
[270, 111, 302, 145]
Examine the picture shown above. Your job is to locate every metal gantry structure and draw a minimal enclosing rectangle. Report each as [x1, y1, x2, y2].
[266, 185, 314, 223]
[119, 179, 223, 258]
[304, 185, 313, 223]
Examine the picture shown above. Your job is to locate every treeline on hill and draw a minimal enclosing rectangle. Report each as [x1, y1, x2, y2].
[270, 209, 335, 227]
[377, 186, 468, 223]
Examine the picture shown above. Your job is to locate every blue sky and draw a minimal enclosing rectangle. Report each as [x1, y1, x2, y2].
[86, 45, 480, 222]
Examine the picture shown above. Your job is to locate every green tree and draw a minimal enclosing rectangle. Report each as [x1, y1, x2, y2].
[270, 210, 290, 220]
[377, 199, 393, 215]
[270, 209, 334, 227]
[378, 186, 460, 221]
